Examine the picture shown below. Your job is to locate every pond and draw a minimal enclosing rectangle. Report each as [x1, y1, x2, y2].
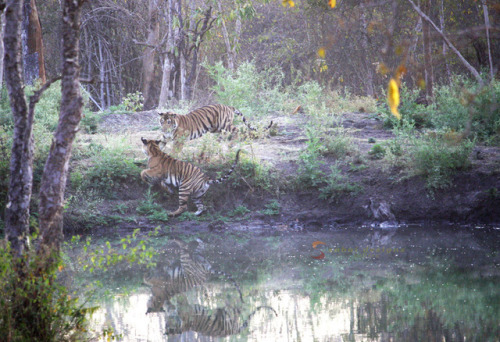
[62, 224, 500, 341]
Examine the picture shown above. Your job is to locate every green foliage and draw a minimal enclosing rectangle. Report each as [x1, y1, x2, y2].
[122, 91, 144, 112]
[378, 83, 433, 129]
[297, 130, 326, 188]
[433, 76, 500, 145]
[259, 199, 281, 216]
[71, 147, 140, 198]
[136, 189, 169, 222]
[0, 245, 93, 341]
[369, 143, 386, 159]
[319, 163, 362, 202]
[411, 137, 474, 194]
[228, 205, 251, 218]
[205, 61, 286, 118]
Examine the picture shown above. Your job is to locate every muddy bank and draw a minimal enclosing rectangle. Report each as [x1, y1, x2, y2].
[65, 110, 500, 233]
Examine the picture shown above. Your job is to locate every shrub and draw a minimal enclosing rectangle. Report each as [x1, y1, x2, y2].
[205, 61, 286, 118]
[411, 137, 474, 193]
[378, 82, 433, 129]
[72, 149, 140, 198]
[0, 246, 92, 341]
[319, 163, 362, 202]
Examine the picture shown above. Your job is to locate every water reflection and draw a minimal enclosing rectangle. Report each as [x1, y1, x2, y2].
[68, 225, 499, 341]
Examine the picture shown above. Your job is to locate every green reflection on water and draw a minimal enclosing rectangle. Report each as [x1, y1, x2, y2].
[61, 227, 500, 341]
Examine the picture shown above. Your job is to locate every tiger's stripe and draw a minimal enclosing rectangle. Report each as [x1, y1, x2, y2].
[158, 104, 273, 153]
[145, 239, 244, 313]
[165, 296, 277, 337]
[140, 138, 240, 217]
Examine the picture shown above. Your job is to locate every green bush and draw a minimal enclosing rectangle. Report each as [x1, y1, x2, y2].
[72, 149, 140, 198]
[205, 61, 286, 118]
[411, 137, 474, 193]
[378, 83, 433, 129]
[319, 163, 362, 202]
[0, 246, 92, 341]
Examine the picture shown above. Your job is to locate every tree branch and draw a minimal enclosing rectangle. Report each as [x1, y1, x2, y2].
[406, 0, 483, 84]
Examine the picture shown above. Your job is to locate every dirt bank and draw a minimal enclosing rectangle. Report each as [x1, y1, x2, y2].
[66, 110, 500, 233]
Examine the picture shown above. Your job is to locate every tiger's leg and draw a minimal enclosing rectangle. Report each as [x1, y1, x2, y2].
[160, 179, 175, 195]
[141, 169, 156, 185]
[169, 184, 189, 217]
[192, 184, 210, 216]
[171, 140, 185, 157]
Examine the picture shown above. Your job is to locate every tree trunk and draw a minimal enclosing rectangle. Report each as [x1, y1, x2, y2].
[141, 0, 159, 110]
[22, 0, 45, 85]
[407, 0, 483, 84]
[38, 0, 85, 252]
[4, 0, 32, 257]
[158, 0, 175, 108]
[360, 9, 374, 97]
[422, 0, 433, 100]
[98, 37, 106, 109]
[481, 0, 494, 80]
[0, 9, 5, 89]
[440, 0, 451, 82]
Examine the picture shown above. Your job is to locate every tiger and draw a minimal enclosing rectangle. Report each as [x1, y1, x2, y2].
[140, 137, 240, 217]
[158, 104, 273, 154]
[144, 239, 243, 314]
[165, 294, 277, 337]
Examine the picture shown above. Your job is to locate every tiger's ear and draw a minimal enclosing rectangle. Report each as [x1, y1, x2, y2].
[141, 137, 148, 145]
[155, 140, 161, 145]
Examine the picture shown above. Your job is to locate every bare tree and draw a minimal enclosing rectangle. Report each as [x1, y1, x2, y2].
[4, 0, 32, 257]
[481, 0, 494, 80]
[139, 0, 160, 109]
[38, 0, 86, 252]
[22, 0, 46, 85]
[421, 0, 433, 100]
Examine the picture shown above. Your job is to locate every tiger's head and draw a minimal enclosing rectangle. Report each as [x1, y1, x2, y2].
[141, 137, 163, 157]
[158, 112, 178, 139]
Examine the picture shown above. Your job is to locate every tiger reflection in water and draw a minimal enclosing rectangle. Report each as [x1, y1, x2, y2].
[165, 294, 277, 337]
[144, 239, 243, 313]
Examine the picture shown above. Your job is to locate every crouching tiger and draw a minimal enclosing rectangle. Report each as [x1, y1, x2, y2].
[158, 104, 273, 153]
[140, 137, 240, 217]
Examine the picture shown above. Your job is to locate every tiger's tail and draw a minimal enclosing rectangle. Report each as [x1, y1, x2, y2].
[211, 269, 244, 303]
[209, 150, 240, 185]
[234, 109, 273, 132]
[239, 306, 278, 330]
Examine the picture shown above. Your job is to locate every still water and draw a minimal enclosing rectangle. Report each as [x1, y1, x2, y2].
[62, 224, 500, 341]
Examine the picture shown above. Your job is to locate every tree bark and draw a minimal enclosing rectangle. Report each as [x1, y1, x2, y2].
[422, 0, 433, 100]
[360, 9, 374, 97]
[158, 0, 174, 109]
[22, 0, 46, 85]
[4, 0, 32, 257]
[141, 0, 159, 110]
[481, 0, 494, 80]
[0, 8, 5, 89]
[38, 0, 85, 252]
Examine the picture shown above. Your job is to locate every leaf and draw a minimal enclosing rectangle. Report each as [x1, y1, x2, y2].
[317, 47, 326, 58]
[328, 0, 336, 8]
[387, 78, 401, 120]
[281, 0, 295, 7]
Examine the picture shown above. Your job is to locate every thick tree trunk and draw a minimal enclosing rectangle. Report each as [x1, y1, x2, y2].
[22, 0, 45, 85]
[360, 9, 374, 97]
[422, 0, 433, 100]
[0, 10, 5, 89]
[38, 0, 85, 252]
[141, 0, 159, 110]
[158, 0, 174, 108]
[4, 0, 32, 257]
